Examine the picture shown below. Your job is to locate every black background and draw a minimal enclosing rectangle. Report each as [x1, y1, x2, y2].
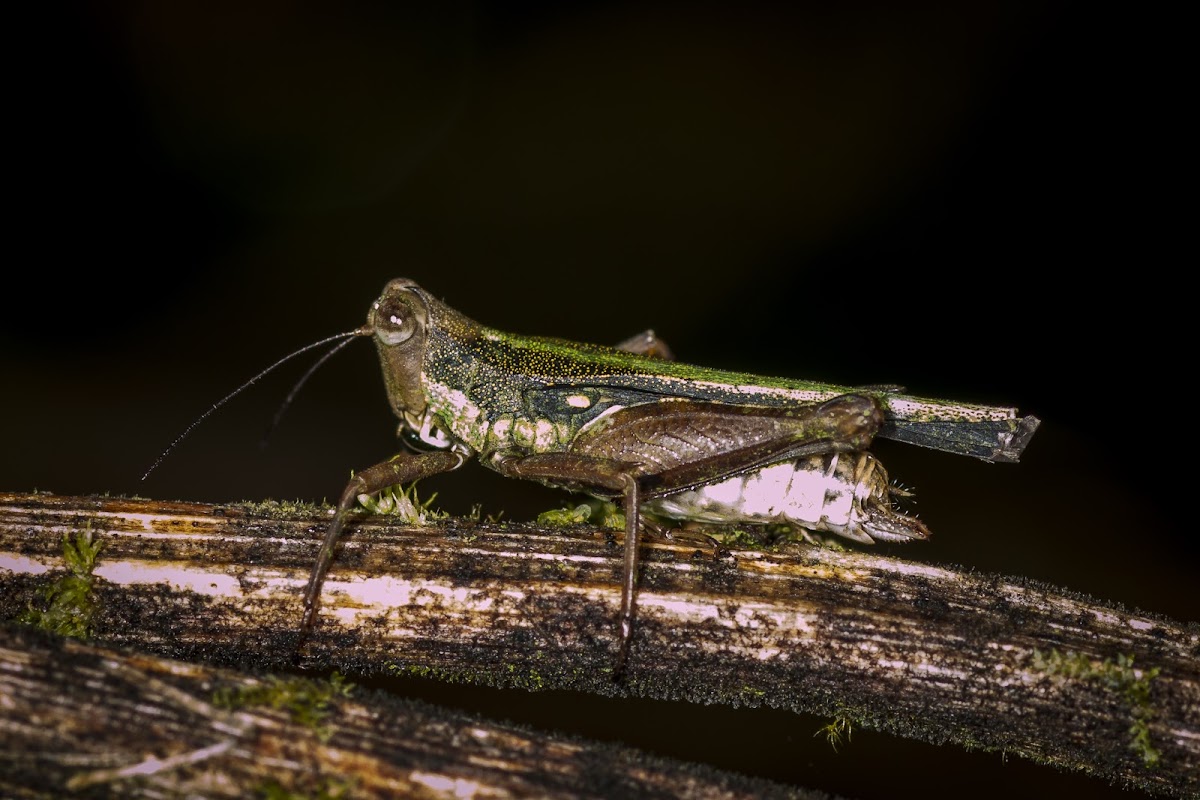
[4, 3, 1192, 797]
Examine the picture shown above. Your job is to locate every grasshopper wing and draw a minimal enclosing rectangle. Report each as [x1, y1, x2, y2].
[568, 393, 883, 496]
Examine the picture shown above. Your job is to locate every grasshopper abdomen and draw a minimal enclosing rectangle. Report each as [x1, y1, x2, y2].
[645, 451, 929, 545]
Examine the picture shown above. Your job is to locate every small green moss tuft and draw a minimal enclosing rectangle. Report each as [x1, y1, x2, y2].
[462, 502, 504, 524]
[737, 685, 766, 702]
[357, 482, 446, 525]
[239, 498, 327, 519]
[387, 662, 463, 684]
[537, 498, 623, 529]
[255, 777, 354, 800]
[212, 672, 354, 742]
[537, 503, 592, 526]
[710, 528, 762, 549]
[1031, 649, 1162, 767]
[20, 527, 103, 638]
[505, 664, 545, 691]
[815, 716, 853, 752]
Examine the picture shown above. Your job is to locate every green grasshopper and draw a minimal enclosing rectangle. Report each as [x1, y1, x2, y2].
[146, 277, 1038, 668]
[291, 278, 1039, 668]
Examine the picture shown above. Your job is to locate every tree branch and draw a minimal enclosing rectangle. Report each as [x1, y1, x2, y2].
[1, 492, 1196, 797]
[0, 624, 821, 799]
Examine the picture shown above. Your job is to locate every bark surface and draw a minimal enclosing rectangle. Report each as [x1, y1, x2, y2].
[1, 492, 1196, 796]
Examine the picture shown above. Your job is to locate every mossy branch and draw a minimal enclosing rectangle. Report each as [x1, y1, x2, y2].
[0, 625, 812, 799]
[1, 492, 1196, 797]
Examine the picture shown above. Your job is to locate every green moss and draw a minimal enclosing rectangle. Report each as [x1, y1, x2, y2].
[673, 523, 850, 552]
[537, 503, 592, 526]
[461, 503, 503, 524]
[537, 498, 623, 529]
[19, 527, 103, 638]
[710, 528, 761, 549]
[357, 482, 446, 525]
[738, 685, 766, 701]
[387, 662, 463, 684]
[1031, 649, 1162, 766]
[505, 663, 545, 691]
[815, 716, 853, 752]
[390, 660, 575, 694]
[239, 498, 327, 519]
[212, 673, 354, 742]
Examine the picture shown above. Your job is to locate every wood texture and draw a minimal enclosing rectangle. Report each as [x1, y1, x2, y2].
[0, 625, 817, 799]
[1, 492, 1197, 797]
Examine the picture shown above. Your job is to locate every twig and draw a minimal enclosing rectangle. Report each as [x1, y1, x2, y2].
[1, 625, 813, 798]
[1, 492, 1197, 797]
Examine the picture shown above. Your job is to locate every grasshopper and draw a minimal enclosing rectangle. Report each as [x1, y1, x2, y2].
[146, 277, 1038, 668]
[289, 278, 1039, 668]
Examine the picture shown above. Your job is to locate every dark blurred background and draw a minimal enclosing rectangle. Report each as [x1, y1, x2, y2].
[4, 2, 1191, 797]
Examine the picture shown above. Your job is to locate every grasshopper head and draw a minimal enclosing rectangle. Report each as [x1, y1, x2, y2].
[368, 278, 431, 420]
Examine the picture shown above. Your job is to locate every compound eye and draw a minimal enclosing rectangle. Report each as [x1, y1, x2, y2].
[375, 297, 419, 345]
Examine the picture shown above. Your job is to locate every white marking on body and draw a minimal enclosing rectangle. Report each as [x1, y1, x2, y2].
[740, 463, 792, 517]
[565, 394, 592, 408]
[781, 463, 830, 522]
[512, 419, 536, 448]
[698, 474, 745, 508]
[686, 378, 1018, 423]
[688, 380, 833, 404]
[652, 461, 858, 530]
[576, 403, 626, 436]
[534, 419, 557, 449]
[426, 382, 490, 450]
[644, 451, 930, 544]
[886, 397, 1012, 422]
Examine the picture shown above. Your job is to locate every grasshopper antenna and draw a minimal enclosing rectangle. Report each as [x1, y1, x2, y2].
[261, 335, 360, 448]
[142, 327, 370, 481]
